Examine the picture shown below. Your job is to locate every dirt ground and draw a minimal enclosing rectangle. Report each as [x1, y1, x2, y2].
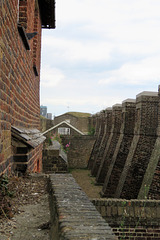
[0, 174, 50, 240]
[0, 169, 102, 240]
[71, 169, 102, 198]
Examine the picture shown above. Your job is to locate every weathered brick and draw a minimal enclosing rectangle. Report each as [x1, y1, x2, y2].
[0, 0, 54, 175]
[96, 104, 122, 185]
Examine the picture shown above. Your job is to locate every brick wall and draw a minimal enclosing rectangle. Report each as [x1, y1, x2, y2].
[88, 112, 105, 169]
[61, 136, 95, 168]
[138, 89, 160, 200]
[0, 0, 43, 175]
[91, 108, 112, 177]
[96, 104, 122, 184]
[102, 99, 136, 197]
[43, 141, 68, 173]
[26, 144, 43, 173]
[88, 90, 160, 200]
[91, 110, 106, 176]
[49, 174, 117, 240]
[115, 92, 158, 199]
[92, 198, 160, 240]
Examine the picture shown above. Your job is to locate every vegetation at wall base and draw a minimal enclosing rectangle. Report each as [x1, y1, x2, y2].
[88, 127, 95, 136]
[0, 175, 14, 219]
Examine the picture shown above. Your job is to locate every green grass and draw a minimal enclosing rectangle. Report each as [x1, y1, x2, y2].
[66, 112, 91, 118]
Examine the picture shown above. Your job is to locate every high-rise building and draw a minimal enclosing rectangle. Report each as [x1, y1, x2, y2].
[40, 106, 47, 118]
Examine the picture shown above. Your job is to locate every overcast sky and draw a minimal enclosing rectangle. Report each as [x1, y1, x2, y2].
[40, 0, 160, 117]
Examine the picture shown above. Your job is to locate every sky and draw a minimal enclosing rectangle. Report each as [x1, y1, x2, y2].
[40, 0, 160, 117]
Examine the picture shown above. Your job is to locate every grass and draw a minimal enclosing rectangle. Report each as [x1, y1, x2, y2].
[66, 112, 91, 118]
[71, 168, 102, 198]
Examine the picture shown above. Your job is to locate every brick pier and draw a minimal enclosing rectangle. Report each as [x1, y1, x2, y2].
[101, 99, 136, 197]
[91, 108, 112, 177]
[96, 104, 122, 184]
[115, 92, 159, 199]
[88, 112, 105, 170]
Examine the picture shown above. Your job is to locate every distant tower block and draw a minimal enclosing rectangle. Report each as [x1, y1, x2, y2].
[101, 99, 136, 197]
[88, 112, 104, 169]
[139, 86, 160, 200]
[96, 104, 122, 184]
[115, 92, 158, 199]
[91, 108, 112, 177]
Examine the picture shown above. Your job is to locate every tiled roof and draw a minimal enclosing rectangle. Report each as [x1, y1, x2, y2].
[11, 126, 46, 148]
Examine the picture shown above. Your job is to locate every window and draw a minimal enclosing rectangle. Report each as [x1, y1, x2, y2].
[58, 128, 70, 135]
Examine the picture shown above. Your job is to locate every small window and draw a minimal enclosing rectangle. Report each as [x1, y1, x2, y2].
[58, 128, 70, 135]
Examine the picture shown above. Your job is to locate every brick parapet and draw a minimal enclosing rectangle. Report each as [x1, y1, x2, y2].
[92, 198, 160, 240]
[49, 174, 117, 240]
[92, 198, 160, 226]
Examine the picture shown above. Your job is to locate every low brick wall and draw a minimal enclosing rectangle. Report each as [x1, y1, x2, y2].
[43, 141, 68, 173]
[61, 136, 95, 168]
[13, 144, 43, 173]
[48, 174, 117, 240]
[92, 199, 160, 239]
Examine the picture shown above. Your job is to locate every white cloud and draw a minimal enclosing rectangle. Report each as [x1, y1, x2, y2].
[98, 57, 160, 85]
[43, 36, 112, 62]
[41, 0, 160, 116]
[41, 95, 123, 110]
[41, 65, 65, 87]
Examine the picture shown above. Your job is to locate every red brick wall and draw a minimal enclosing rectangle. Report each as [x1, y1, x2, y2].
[0, 0, 42, 174]
[92, 199, 160, 240]
[61, 136, 96, 168]
[27, 144, 43, 173]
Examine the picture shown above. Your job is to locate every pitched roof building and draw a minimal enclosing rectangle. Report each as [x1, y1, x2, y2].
[54, 112, 91, 135]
